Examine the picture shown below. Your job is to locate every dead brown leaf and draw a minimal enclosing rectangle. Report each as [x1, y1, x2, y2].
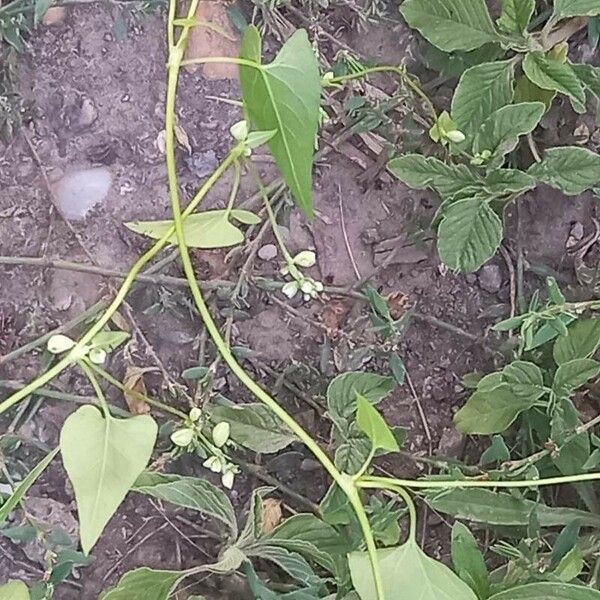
[123, 366, 153, 415]
[185, 1, 239, 80]
[260, 498, 283, 535]
[110, 310, 130, 333]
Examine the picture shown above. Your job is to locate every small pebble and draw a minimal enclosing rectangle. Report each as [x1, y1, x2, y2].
[478, 264, 502, 294]
[258, 243, 278, 261]
[42, 6, 66, 25]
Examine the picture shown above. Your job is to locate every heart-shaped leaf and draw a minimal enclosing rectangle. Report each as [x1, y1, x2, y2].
[125, 209, 260, 249]
[349, 540, 477, 600]
[356, 394, 399, 453]
[239, 27, 321, 218]
[60, 405, 158, 553]
[0, 581, 29, 600]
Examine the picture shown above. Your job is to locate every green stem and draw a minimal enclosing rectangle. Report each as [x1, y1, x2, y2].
[88, 363, 188, 420]
[362, 471, 600, 490]
[359, 479, 418, 543]
[180, 56, 259, 69]
[353, 447, 376, 482]
[78, 360, 110, 419]
[328, 66, 437, 122]
[164, 8, 386, 598]
[225, 160, 241, 217]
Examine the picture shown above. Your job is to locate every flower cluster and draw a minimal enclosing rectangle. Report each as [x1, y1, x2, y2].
[280, 250, 324, 301]
[429, 111, 466, 146]
[170, 411, 238, 489]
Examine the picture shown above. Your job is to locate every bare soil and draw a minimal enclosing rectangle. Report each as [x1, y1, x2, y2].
[0, 2, 598, 598]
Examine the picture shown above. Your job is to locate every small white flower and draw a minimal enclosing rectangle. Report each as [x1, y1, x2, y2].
[203, 456, 222, 473]
[171, 428, 194, 447]
[300, 280, 314, 294]
[189, 407, 202, 422]
[446, 130, 466, 144]
[221, 469, 235, 489]
[230, 120, 248, 142]
[314, 281, 324, 292]
[212, 422, 230, 448]
[293, 250, 316, 268]
[282, 281, 299, 299]
[88, 347, 107, 365]
[47, 334, 76, 354]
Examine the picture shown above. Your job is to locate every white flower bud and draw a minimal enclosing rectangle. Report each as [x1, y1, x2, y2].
[230, 120, 249, 141]
[446, 130, 466, 144]
[189, 407, 202, 422]
[88, 347, 107, 365]
[293, 250, 316, 268]
[171, 428, 194, 447]
[221, 469, 235, 489]
[47, 334, 76, 354]
[300, 280, 314, 294]
[203, 456, 222, 473]
[282, 281, 299, 299]
[212, 422, 230, 448]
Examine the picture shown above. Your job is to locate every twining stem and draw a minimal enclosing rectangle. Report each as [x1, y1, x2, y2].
[78, 360, 110, 419]
[225, 160, 241, 216]
[164, 7, 387, 599]
[328, 66, 438, 122]
[359, 479, 418, 543]
[362, 471, 600, 490]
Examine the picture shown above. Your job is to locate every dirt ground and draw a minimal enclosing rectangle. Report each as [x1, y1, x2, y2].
[0, 2, 599, 598]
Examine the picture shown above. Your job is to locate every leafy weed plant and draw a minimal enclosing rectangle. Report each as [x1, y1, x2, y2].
[2, 1, 600, 600]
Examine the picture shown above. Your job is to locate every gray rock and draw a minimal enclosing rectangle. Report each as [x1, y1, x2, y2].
[54, 167, 112, 220]
[478, 264, 503, 293]
[258, 243, 278, 261]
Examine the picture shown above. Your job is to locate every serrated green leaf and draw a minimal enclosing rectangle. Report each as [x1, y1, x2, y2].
[210, 403, 295, 454]
[239, 27, 320, 218]
[387, 154, 479, 198]
[502, 360, 545, 401]
[498, 0, 535, 34]
[265, 514, 345, 575]
[488, 582, 600, 600]
[515, 74, 557, 110]
[483, 169, 536, 195]
[99, 568, 183, 600]
[451, 522, 490, 600]
[327, 372, 395, 422]
[437, 198, 503, 272]
[0, 581, 29, 600]
[349, 540, 477, 600]
[132, 472, 237, 536]
[334, 421, 372, 474]
[528, 146, 600, 195]
[474, 102, 545, 167]
[451, 61, 515, 140]
[554, 546, 584, 582]
[454, 383, 537, 434]
[553, 319, 600, 364]
[0, 447, 59, 522]
[60, 406, 157, 554]
[426, 488, 600, 527]
[356, 394, 399, 453]
[399, 0, 499, 52]
[247, 545, 321, 588]
[553, 0, 600, 18]
[125, 210, 247, 249]
[552, 358, 600, 398]
[523, 52, 586, 113]
[573, 63, 600, 100]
